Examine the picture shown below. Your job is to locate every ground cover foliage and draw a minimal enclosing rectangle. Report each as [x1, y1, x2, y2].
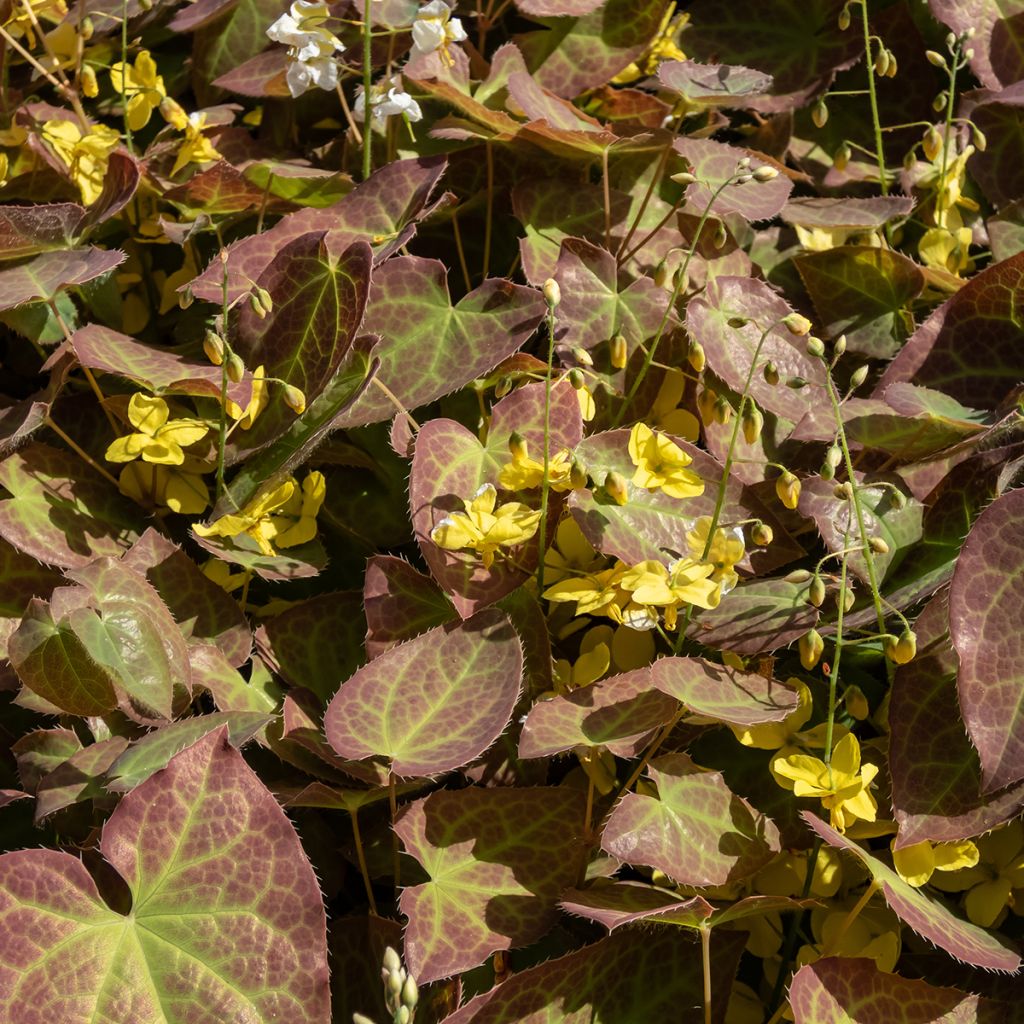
[0, 0, 1022, 1020]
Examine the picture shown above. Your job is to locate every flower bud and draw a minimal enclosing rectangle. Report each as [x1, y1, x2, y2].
[945, 31, 957, 50]
[727, 316, 751, 329]
[884, 629, 917, 664]
[570, 345, 593, 367]
[799, 629, 824, 670]
[783, 313, 813, 336]
[820, 462, 835, 482]
[922, 126, 943, 162]
[401, 975, 419, 1009]
[751, 522, 773, 547]
[713, 394, 733, 424]
[353, 1015, 376, 1024]
[736, 156, 751, 170]
[255, 286, 273, 313]
[812, 100, 829, 128]
[868, 535, 889, 555]
[849, 364, 869, 389]
[508, 431, 528, 460]
[542, 278, 561, 309]
[605, 470, 628, 506]
[203, 330, 225, 366]
[874, 47, 891, 77]
[763, 361, 780, 386]
[670, 171, 697, 186]
[226, 352, 245, 383]
[842, 585, 855, 612]
[776, 471, 800, 510]
[568, 367, 585, 390]
[753, 164, 779, 182]
[964, 47, 974, 60]
[826, 444, 843, 470]
[838, 5, 851, 30]
[845, 684, 869, 720]
[808, 576, 826, 607]
[735, 173, 754, 184]
[609, 333, 628, 370]
[786, 375, 808, 389]
[249, 292, 267, 319]
[742, 403, 763, 445]
[673, 266, 689, 293]
[971, 125, 987, 151]
[494, 375, 513, 398]
[687, 339, 706, 373]
[178, 286, 193, 309]
[654, 261, 671, 290]
[833, 334, 847, 357]
[697, 387, 717, 425]
[396, 1007, 411, 1024]
[80, 65, 98, 98]
[283, 384, 306, 414]
[383, 947, 402, 974]
[80, 15, 94, 38]
[712, 221, 728, 250]
[890, 488, 907, 510]
[387, 970, 403, 996]
[933, 90, 948, 112]
[885, 52, 898, 77]
[965, 26, 976, 39]
[806, 336, 826, 358]
[834, 142, 851, 171]
[926, 49, 947, 68]
[570, 458, 588, 490]
[786, 570, 813, 584]
[833, 481, 854, 501]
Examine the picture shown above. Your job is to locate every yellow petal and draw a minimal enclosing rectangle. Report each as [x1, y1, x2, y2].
[127, 392, 169, 434]
[105, 433, 148, 463]
[965, 877, 1012, 928]
[572, 643, 610, 688]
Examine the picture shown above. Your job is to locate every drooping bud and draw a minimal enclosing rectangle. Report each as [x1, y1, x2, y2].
[945, 31, 957, 50]
[605, 470, 628, 506]
[673, 266, 690, 293]
[833, 142, 851, 171]
[820, 461, 835, 482]
[885, 52, 898, 77]
[283, 384, 306, 414]
[874, 47, 891, 76]
[255, 286, 273, 313]
[697, 387, 717, 425]
[868, 535, 890, 555]
[570, 345, 594, 367]
[842, 585, 855, 612]
[226, 352, 245, 384]
[783, 312, 813, 336]
[833, 334, 847, 357]
[799, 629, 824, 670]
[568, 367, 585, 390]
[736, 156, 751, 170]
[80, 65, 99, 98]
[751, 522, 773, 547]
[742, 403, 763, 444]
[670, 171, 697, 186]
[753, 165, 779, 182]
[687, 338, 706, 373]
[933, 90, 948, 112]
[713, 394, 733, 424]
[890, 488, 908, 510]
[401, 975, 419, 1010]
[178, 286, 193, 310]
[727, 316, 751, 329]
[508, 431, 528, 460]
[248, 292, 267, 319]
[570, 458, 588, 490]
[654, 261, 671, 290]
[494, 375, 513, 398]
[763, 361, 780, 386]
[971, 124, 987, 151]
[844, 685, 869, 720]
[812, 100, 829, 128]
[203, 330, 225, 366]
[833, 481, 854, 501]
[776, 470, 801, 510]
[542, 278, 561, 309]
[609, 333, 628, 369]
[849, 366, 869, 391]
[786, 570, 813, 584]
[826, 445, 843, 470]
[838, 4, 851, 30]
[80, 15, 94, 38]
[964, 47, 975, 60]
[712, 221, 728, 250]
[895, 629, 916, 663]
[806, 336, 826, 358]
[922, 126, 943, 162]
[786, 375, 808, 389]
[926, 50, 947, 68]
[735, 173, 754, 185]
[808, 576, 826, 608]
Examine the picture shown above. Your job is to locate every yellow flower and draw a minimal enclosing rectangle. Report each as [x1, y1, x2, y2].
[650, 368, 699, 441]
[41, 119, 120, 205]
[729, 678, 812, 750]
[158, 244, 199, 315]
[553, 641, 610, 693]
[892, 838, 979, 888]
[225, 365, 269, 429]
[918, 225, 974, 276]
[543, 562, 630, 621]
[755, 846, 843, 899]
[610, 8, 687, 84]
[105, 393, 209, 466]
[194, 471, 326, 557]
[619, 557, 720, 628]
[628, 422, 703, 499]
[111, 50, 166, 131]
[498, 441, 576, 492]
[39, 21, 78, 74]
[686, 515, 744, 594]
[579, 622, 655, 672]
[171, 112, 221, 175]
[2, 0, 66, 44]
[117, 461, 209, 514]
[772, 733, 878, 833]
[542, 517, 603, 585]
[201, 558, 248, 592]
[430, 483, 541, 570]
[796, 900, 901, 973]
[576, 385, 596, 421]
[929, 820, 1024, 927]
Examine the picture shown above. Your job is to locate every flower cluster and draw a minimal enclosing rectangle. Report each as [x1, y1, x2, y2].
[266, 0, 345, 98]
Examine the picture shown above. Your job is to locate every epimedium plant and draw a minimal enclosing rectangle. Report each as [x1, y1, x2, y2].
[0, 0, 1022, 1021]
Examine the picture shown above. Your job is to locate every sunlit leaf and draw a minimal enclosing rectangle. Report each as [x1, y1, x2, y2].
[0, 248, 124, 311]
[363, 555, 455, 658]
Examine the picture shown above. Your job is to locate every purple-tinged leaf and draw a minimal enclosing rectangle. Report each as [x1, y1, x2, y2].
[659, 60, 773, 107]
[213, 48, 290, 96]
[927, 0, 1024, 90]
[339, 258, 546, 429]
[0, 248, 124, 311]
[651, 657, 801, 726]
[682, 0, 863, 111]
[325, 610, 522, 776]
[688, 578, 818, 655]
[0, 729, 331, 1021]
[890, 592, 1024, 848]
[781, 196, 915, 231]
[989, 198, 1024, 262]
[364, 555, 455, 658]
[569, 428, 800, 574]
[0, 537, 62, 651]
[560, 882, 713, 931]
[514, 0, 603, 14]
[12, 728, 82, 793]
[164, 159, 272, 214]
[0, 790, 28, 808]
[0, 443, 140, 568]
[517, 0, 666, 98]
[189, 155, 447, 303]
[489, 377, 585, 456]
[230, 235, 372, 449]
[441, 926, 746, 1024]
[602, 753, 781, 886]
[675, 138, 792, 222]
[123, 529, 251, 668]
[796, 246, 925, 359]
[965, 84, 1024, 224]
[518, 667, 678, 758]
[803, 812, 1022, 972]
[791, 956, 1017, 1024]
[878, 252, 1024, 408]
[0, 203, 84, 260]
[107, 711, 272, 791]
[950, 487, 1024, 793]
[397, 786, 586, 982]
[76, 150, 140, 232]
[686, 276, 825, 421]
[188, 641, 278, 714]
[255, 591, 365, 701]
[34, 735, 129, 819]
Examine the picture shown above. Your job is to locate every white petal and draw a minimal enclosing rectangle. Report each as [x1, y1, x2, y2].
[286, 60, 313, 97]
[416, 0, 451, 17]
[446, 16, 467, 42]
[411, 19, 445, 53]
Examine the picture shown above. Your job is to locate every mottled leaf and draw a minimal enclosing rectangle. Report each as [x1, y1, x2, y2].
[602, 753, 780, 886]
[0, 538, 62, 653]
[0, 203, 83, 261]
[0, 248, 124, 311]
[164, 160, 270, 215]
[989, 199, 1024, 262]
[363, 555, 455, 658]
[559, 882, 713, 931]
[191, 0, 285, 101]
[804, 812, 1022, 972]
[397, 786, 586, 982]
[189, 642, 278, 715]
[965, 85, 1024, 235]
[12, 728, 81, 794]
[325, 610, 522, 776]
[34, 735, 129, 819]
[781, 196, 915, 231]
[928, 0, 1024, 90]
[0, 728, 331, 1021]
[659, 60, 773, 106]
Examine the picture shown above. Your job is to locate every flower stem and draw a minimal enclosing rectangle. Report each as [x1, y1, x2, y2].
[349, 807, 379, 916]
[859, 0, 887, 194]
[535, 304, 557, 596]
[700, 924, 713, 1024]
[44, 416, 121, 488]
[216, 255, 231, 503]
[824, 542, 850, 769]
[361, 4, 373, 181]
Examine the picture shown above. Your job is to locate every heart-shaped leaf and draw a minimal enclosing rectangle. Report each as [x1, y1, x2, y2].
[0, 248, 124, 311]
[659, 60, 773, 106]
[363, 555, 455, 658]
[0, 203, 84, 261]
[0, 728, 330, 1021]
[325, 609, 522, 776]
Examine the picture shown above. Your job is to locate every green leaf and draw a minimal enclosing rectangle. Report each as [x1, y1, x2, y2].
[658, 60, 773, 106]
[396, 786, 586, 982]
[12, 727, 82, 792]
[0, 728, 331, 1021]
[796, 246, 925, 358]
[601, 753, 781, 886]
[804, 812, 1022, 972]
[188, 642, 279, 715]
[324, 609, 523, 776]
[0, 203, 84, 261]
[34, 735, 129, 819]
[0, 248, 124, 311]
[190, 0, 285, 101]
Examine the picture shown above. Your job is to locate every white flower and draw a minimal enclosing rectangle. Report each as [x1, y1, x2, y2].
[354, 76, 423, 128]
[411, 0, 466, 62]
[267, 0, 344, 98]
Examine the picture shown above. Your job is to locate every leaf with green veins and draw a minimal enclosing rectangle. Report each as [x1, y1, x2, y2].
[12, 727, 83, 793]
[949, 486, 1024, 793]
[324, 609, 522, 776]
[650, 657, 800, 726]
[0, 443, 141, 569]
[0, 248, 124, 311]
[0, 203, 84, 261]
[106, 711, 272, 792]
[518, 667, 678, 758]
[363, 555, 456, 658]
[396, 786, 587, 982]
[163, 160, 271, 215]
[791, 956, 1018, 1024]
[804, 812, 1022, 972]
[0, 728, 331, 1022]
[336, 256, 547, 429]
[658, 60, 773, 107]
[928, 0, 1024, 90]
[34, 735, 129, 819]
[0, 537, 62, 648]
[796, 246, 925, 358]
[602, 753, 781, 886]
[188, 642, 279, 715]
